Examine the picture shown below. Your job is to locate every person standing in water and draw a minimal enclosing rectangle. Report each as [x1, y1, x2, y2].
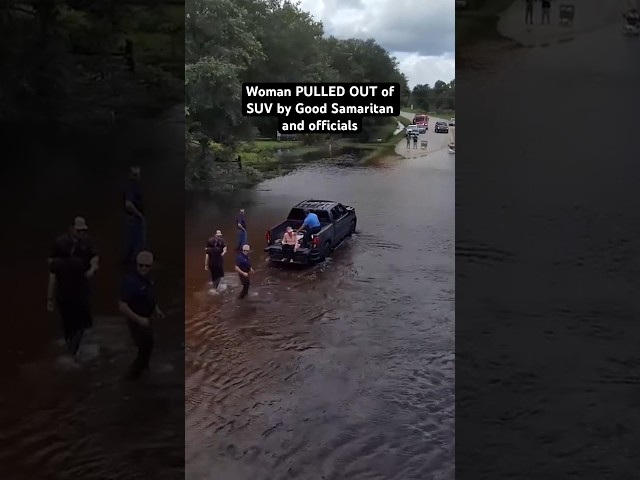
[412, 133, 418, 149]
[236, 208, 247, 251]
[525, 0, 534, 24]
[205, 229, 227, 290]
[123, 165, 146, 266]
[541, 0, 551, 24]
[405, 132, 411, 149]
[118, 250, 164, 380]
[235, 244, 254, 300]
[47, 216, 99, 360]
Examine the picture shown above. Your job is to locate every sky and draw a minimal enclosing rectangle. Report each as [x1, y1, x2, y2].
[298, 0, 455, 89]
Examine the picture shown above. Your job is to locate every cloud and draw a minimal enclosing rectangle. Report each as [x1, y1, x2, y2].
[298, 0, 455, 87]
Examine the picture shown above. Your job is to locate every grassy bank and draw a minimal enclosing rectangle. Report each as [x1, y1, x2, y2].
[186, 116, 409, 193]
[456, 0, 516, 48]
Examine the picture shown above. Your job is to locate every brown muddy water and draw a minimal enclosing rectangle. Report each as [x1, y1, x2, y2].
[0, 107, 185, 480]
[185, 129, 455, 479]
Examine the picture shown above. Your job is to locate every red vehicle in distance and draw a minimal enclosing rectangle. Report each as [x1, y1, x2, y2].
[413, 114, 429, 131]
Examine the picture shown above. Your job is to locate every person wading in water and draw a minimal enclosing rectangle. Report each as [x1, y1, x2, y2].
[118, 250, 164, 380]
[236, 208, 247, 251]
[123, 165, 146, 266]
[235, 244, 254, 299]
[205, 229, 227, 291]
[47, 216, 99, 361]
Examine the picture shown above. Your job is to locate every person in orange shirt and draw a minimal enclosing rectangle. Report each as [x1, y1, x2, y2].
[281, 226, 298, 262]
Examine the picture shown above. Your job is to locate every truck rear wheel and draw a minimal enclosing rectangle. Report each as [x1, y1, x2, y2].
[321, 241, 332, 260]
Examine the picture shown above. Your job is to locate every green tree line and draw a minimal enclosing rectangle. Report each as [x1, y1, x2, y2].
[1, 1, 183, 124]
[185, 0, 415, 176]
[409, 79, 455, 113]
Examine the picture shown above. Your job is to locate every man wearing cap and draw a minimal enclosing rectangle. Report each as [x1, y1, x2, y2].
[123, 165, 146, 265]
[47, 216, 99, 359]
[235, 244, 254, 299]
[205, 229, 227, 290]
[118, 250, 164, 380]
[296, 209, 321, 247]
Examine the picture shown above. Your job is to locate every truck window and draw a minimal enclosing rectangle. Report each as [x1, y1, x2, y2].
[330, 207, 341, 220]
[336, 204, 347, 217]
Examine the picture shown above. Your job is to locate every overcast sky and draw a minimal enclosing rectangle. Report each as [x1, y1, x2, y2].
[298, 0, 455, 89]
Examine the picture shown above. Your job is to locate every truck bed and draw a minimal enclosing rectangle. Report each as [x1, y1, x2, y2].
[265, 222, 333, 264]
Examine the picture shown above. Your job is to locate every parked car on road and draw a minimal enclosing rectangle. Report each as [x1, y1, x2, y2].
[434, 121, 449, 133]
[264, 200, 357, 264]
[406, 124, 420, 135]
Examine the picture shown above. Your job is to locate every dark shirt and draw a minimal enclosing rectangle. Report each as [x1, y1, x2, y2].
[235, 253, 251, 273]
[119, 272, 157, 318]
[206, 237, 226, 263]
[50, 257, 89, 301]
[237, 214, 246, 230]
[124, 178, 144, 216]
[50, 233, 97, 270]
[542, 0, 550, 8]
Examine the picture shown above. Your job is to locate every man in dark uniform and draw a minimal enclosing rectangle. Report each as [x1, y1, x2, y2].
[234, 244, 254, 300]
[123, 165, 146, 266]
[205, 229, 227, 290]
[118, 250, 164, 380]
[47, 216, 99, 359]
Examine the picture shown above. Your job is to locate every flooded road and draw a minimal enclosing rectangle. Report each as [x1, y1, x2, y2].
[185, 119, 455, 479]
[457, 15, 640, 478]
[0, 107, 185, 479]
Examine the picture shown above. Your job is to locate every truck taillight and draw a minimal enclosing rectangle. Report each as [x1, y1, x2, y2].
[266, 231, 271, 244]
[312, 236, 319, 248]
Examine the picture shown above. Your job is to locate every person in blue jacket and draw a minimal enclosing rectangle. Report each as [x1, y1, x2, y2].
[296, 209, 321, 247]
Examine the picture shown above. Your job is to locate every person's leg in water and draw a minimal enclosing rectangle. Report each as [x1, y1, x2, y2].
[542, 8, 549, 24]
[125, 319, 154, 379]
[406, 137, 410, 149]
[58, 300, 89, 358]
[236, 229, 247, 251]
[125, 216, 145, 265]
[238, 273, 250, 299]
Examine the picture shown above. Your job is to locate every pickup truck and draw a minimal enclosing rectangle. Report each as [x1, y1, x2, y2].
[264, 200, 357, 264]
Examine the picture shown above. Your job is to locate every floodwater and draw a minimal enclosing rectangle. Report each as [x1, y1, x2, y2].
[456, 16, 640, 478]
[185, 124, 455, 479]
[0, 107, 185, 479]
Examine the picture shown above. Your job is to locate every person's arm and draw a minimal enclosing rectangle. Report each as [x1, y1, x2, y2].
[204, 248, 210, 270]
[124, 186, 145, 220]
[235, 265, 248, 277]
[222, 245, 227, 256]
[154, 305, 165, 319]
[47, 273, 56, 311]
[118, 301, 150, 326]
[237, 220, 246, 232]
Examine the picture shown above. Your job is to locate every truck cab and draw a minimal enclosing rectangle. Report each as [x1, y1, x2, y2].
[264, 200, 357, 264]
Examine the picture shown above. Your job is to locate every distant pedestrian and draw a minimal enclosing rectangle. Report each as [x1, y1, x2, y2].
[205, 229, 227, 290]
[413, 134, 418, 149]
[525, 0, 534, 24]
[118, 250, 164, 380]
[541, 0, 551, 24]
[47, 216, 99, 359]
[236, 208, 247, 251]
[405, 133, 410, 149]
[237, 155, 242, 170]
[235, 244, 254, 300]
[123, 165, 146, 266]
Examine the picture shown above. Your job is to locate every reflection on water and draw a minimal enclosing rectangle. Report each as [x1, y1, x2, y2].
[186, 133, 455, 479]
